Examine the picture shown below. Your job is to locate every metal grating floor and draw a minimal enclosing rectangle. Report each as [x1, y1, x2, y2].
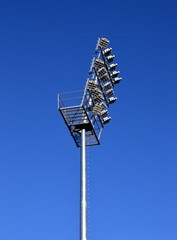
[59, 105, 100, 147]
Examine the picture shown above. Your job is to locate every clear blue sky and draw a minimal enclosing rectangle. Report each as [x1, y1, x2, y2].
[0, 0, 177, 239]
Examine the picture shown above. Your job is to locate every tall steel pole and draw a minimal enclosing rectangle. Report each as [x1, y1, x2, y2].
[80, 128, 87, 240]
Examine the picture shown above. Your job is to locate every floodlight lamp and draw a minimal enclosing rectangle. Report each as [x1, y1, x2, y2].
[98, 38, 110, 48]
[92, 87, 102, 94]
[91, 88, 103, 100]
[87, 80, 97, 90]
[97, 67, 107, 76]
[100, 109, 108, 118]
[106, 55, 115, 63]
[102, 116, 111, 124]
[100, 73, 109, 82]
[99, 101, 107, 109]
[113, 77, 122, 84]
[93, 92, 103, 99]
[93, 103, 104, 115]
[105, 89, 114, 97]
[94, 59, 104, 69]
[111, 71, 120, 78]
[108, 97, 117, 104]
[109, 63, 118, 71]
[102, 82, 112, 91]
[94, 97, 104, 104]
[103, 48, 112, 56]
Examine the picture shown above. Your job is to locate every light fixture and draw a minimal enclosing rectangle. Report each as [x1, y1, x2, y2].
[99, 101, 107, 109]
[113, 77, 122, 84]
[111, 71, 120, 78]
[93, 94, 104, 104]
[102, 82, 112, 91]
[99, 73, 109, 82]
[108, 97, 117, 104]
[91, 87, 102, 94]
[108, 63, 118, 71]
[97, 67, 107, 76]
[102, 116, 111, 124]
[93, 91, 102, 97]
[106, 55, 115, 63]
[94, 59, 104, 69]
[100, 109, 108, 118]
[98, 38, 110, 48]
[91, 87, 104, 103]
[93, 103, 103, 115]
[87, 80, 97, 90]
[105, 89, 114, 97]
[103, 48, 112, 56]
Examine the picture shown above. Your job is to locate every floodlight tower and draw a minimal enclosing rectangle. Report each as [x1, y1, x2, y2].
[58, 38, 122, 240]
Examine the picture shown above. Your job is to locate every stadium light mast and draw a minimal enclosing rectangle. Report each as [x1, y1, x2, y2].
[58, 37, 122, 240]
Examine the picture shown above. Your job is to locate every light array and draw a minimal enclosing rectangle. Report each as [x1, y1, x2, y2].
[58, 37, 122, 147]
[86, 37, 122, 125]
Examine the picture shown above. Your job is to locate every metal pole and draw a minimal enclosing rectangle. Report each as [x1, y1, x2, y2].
[80, 128, 87, 240]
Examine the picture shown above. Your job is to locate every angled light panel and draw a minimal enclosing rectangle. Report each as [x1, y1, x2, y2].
[93, 59, 104, 69]
[98, 38, 110, 48]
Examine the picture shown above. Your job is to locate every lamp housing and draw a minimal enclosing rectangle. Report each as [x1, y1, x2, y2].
[109, 63, 118, 71]
[113, 77, 122, 84]
[103, 48, 112, 56]
[105, 89, 114, 97]
[102, 82, 112, 91]
[100, 109, 108, 118]
[97, 67, 107, 76]
[87, 80, 97, 90]
[106, 55, 115, 63]
[108, 97, 117, 104]
[111, 71, 120, 78]
[102, 116, 111, 124]
[99, 73, 109, 82]
[98, 38, 110, 48]
[94, 59, 104, 69]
